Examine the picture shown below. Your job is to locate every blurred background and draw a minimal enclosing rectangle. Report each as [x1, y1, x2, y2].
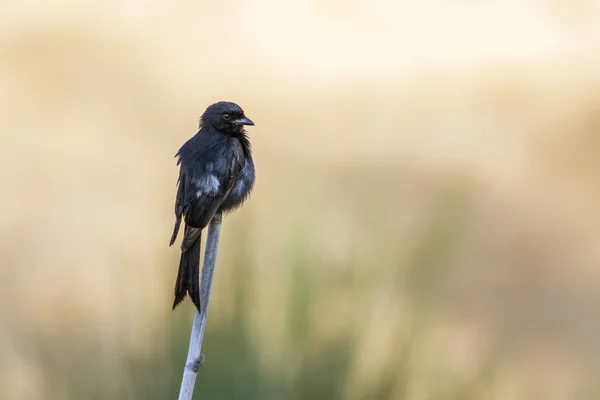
[2, 0, 600, 399]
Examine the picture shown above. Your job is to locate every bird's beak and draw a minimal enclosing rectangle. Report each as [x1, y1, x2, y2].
[235, 116, 254, 126]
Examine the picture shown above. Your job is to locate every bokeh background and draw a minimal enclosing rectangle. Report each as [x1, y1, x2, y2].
[2, 1, 600, 399]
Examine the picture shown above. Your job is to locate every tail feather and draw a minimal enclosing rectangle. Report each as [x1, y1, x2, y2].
[169, 217, 181, 246]
[172, 230, 202, 312]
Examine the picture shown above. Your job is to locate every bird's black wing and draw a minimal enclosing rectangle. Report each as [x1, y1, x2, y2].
[170, 132, 245, 248]
[169, 167, 186, 246]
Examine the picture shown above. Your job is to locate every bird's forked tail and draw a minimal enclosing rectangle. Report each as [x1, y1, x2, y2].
[173, 227, 202, 312]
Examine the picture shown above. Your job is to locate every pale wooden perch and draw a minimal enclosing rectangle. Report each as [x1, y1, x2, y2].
[178, 213, 223, 400]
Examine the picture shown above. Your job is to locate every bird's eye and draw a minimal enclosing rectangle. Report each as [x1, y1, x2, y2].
[222, 113, 230, 121]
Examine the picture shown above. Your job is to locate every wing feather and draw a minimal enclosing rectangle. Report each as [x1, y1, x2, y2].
[171, 134, 246, 245]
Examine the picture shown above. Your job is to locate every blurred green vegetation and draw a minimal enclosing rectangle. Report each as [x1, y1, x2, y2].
[25, 181, 479, 400]
[12, 176, 598, 399]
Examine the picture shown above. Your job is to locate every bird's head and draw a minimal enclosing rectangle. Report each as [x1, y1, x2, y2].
[200, 101, 254, 135]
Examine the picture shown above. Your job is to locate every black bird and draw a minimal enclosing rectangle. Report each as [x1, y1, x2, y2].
[170, 101, 256, 312]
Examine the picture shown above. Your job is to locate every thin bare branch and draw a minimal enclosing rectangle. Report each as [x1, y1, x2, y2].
[178, 213, 223, 400]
